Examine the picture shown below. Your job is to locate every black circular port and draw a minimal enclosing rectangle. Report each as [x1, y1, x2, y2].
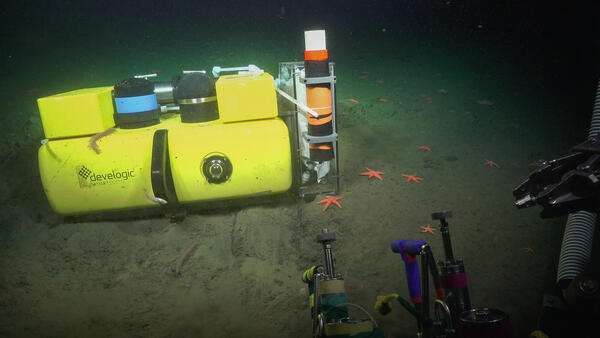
[202, 155, 232, 184]
[174, 72, 219, 123]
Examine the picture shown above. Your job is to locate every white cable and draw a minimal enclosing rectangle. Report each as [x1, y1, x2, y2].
[335, 302, 378, 327]
[274, 87, 319, 118]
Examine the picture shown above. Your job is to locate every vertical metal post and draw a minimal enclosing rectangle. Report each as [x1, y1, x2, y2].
[421, 245, 430, 338]
[317, 228, 336, 277]
[432, 211, 454, 261]
[440, 220, 454, 261]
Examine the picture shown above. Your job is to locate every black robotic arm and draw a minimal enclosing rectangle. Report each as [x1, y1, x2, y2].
[513, 137, 600, 218]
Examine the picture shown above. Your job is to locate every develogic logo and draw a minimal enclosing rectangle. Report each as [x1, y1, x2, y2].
[76, 165, 136, 188]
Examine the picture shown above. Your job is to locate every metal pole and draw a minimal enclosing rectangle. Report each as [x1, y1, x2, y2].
[421, 245, 430, 338]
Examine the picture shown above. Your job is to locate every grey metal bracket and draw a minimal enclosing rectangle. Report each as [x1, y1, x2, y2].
[302, 75, 337, 85]
[302, 131, 338, 144]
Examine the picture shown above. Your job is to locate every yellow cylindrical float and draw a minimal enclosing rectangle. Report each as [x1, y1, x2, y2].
[169, 119, 292, 203]
[38, 126, 160, 215]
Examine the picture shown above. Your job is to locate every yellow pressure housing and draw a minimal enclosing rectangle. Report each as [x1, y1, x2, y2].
[37, 73, 292, 216]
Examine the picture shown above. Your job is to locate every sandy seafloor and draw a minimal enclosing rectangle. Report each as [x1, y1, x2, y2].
[0, 14, 598, 338]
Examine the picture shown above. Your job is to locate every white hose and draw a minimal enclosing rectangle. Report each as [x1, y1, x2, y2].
[275, 87, 319, 118]
[335, 302, 378, 327]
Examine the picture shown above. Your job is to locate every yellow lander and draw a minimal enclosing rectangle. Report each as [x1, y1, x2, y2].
[37, 73, 292, 216]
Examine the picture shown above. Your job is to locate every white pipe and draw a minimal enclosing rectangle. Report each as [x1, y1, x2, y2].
[134, 73, 158, 79]
[275, 87, 319, 118]
[212, 64, 262, 78]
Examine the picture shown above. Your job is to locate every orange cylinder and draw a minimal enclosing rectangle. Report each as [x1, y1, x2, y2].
[305, 33, 333, 161]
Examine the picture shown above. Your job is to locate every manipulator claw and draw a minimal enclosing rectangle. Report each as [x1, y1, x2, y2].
[513, 137, 600, 218]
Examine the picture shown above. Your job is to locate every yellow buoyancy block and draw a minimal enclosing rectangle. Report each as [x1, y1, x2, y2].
[37, 86, 116, 139]
[216, 73, 278, 122]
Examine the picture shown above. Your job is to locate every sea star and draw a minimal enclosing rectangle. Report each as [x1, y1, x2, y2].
[418, 146, 432, 152]
[402, 174, 424, 183]
[360, 167, 384, 181]
[317, 195, 343, 212]
[485, 160, 499, 168]
[524, 247, 534, 254]
[420, 225, 435, 234]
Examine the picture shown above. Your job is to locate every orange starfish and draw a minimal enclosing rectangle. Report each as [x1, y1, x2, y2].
[360, 167, 384, 181]
[402, 174, 424, 183]
[418, 146, 432, 152]
[485, 160, 499, 168]
[317, 195, 343, 212]
[524, 247, 534, 254]
[420, 225, 435, 234]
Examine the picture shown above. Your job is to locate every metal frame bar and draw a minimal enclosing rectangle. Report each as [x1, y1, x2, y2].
[299, 62, 340, 197]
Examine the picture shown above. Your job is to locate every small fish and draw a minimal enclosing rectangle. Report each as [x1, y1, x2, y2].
[174, 242, 200, 277]
[144, 188, 168, 205]
[26, 89, 40, 94]
[347, 99, 359, 103]
[376, 80, 384, 84]
[485, 159, 499, 168]
[361, 71, 369, 74]
[418, 146, 432, 152]
[421, 95, 433, 103]
[477, 99, 494, 106]
[438, 89, 447, 94]
[377, 98, 388, 103]
[359, 75, 368, 80]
